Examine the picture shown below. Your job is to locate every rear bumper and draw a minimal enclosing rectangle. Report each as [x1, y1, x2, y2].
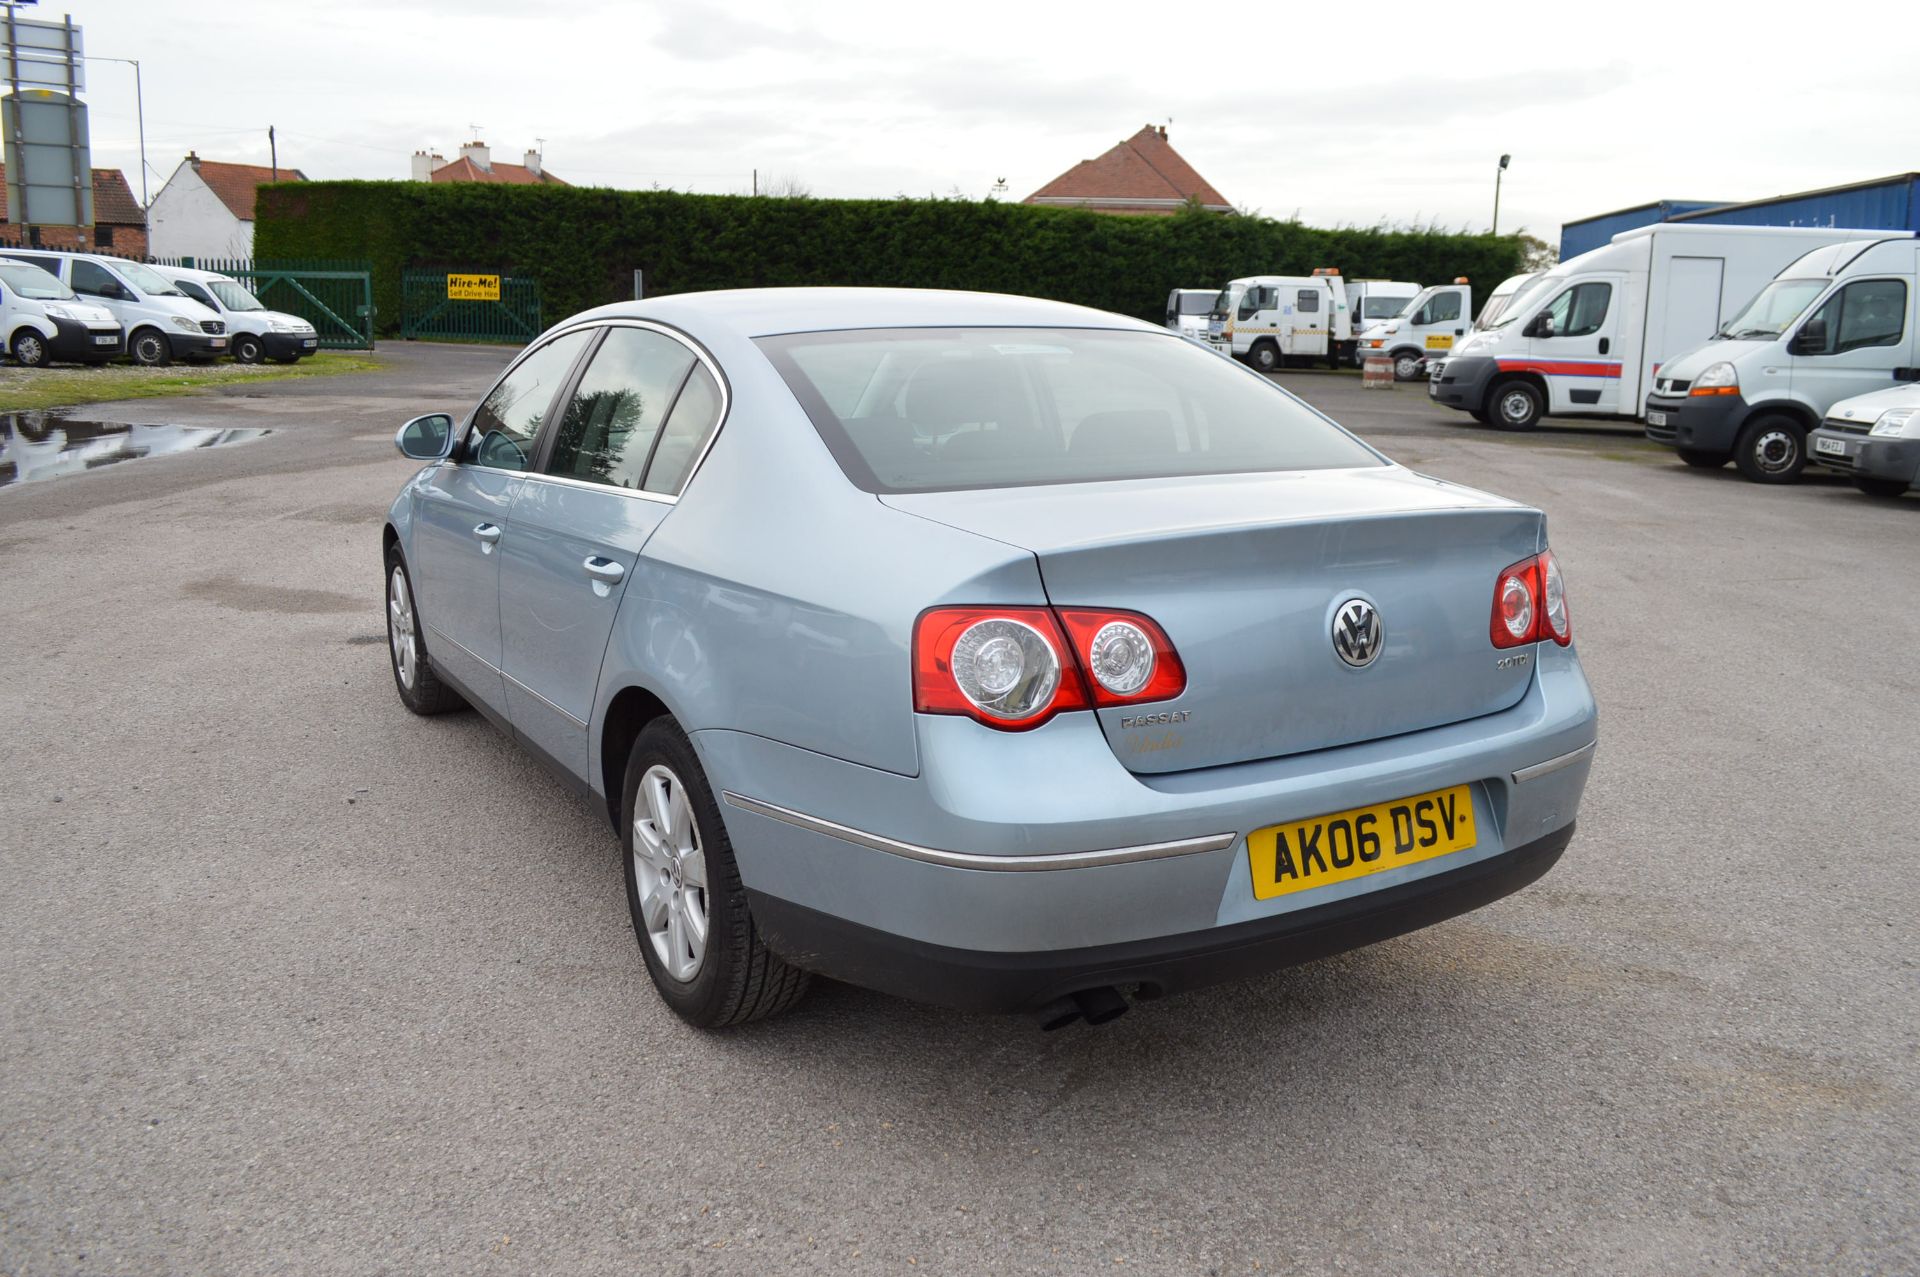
[750, 822, 1573, 1012]
[1427, 355, 1496, 412]
[1644, 392, 1744, 450]
[701, 644, 1596, 1008]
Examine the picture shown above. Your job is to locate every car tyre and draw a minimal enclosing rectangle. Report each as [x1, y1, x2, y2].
[1467, 406, 1492, 425]
[128, 328, 172, 367]
[1733, 414, 1807, 484]
[232, 333, 265, 364]
[383, 544, 464, 715]
[1392, 350, 1423, 382]
[621, 717, 811, 1028]
[1852, 476, 1909, 498]
[10, 329, 49, 368]
[1677, 448, 1730, 469]
[1248, 340, 1281, 374]
[1489, 379, 1544, 431]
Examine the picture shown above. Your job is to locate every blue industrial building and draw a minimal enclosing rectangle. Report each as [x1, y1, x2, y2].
[1559, 173, 1920, 260]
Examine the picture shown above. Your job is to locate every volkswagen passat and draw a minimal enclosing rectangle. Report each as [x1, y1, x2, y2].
[383, 289, 1598, 1029]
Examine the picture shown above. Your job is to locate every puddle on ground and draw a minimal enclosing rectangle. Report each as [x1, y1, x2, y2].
[1, 412, 269, 491]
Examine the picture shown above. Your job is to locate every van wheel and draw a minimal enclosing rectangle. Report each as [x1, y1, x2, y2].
[1392, 350, 1423, 381]
[1733, 414, 1806, 484]
[621, 718, 811, 1028]
[1248, 341, 1280, 374]
[1489, 380, 1544, 431]
[1852, 476, 1909, 498]
[129, 328, 172, 367]
[231, 333, 265, 364]
[1677, 448, 1730, 469]
[10, 329, 49, 368]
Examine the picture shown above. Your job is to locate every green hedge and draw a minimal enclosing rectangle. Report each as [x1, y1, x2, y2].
[256, 181, 1525, 338]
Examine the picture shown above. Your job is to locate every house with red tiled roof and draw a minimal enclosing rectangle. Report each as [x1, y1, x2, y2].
[1026, 125, 1232, 216]
[410, 141, 566, 186]
[0, 165, 148, 255]
[147, 153, 307, 260]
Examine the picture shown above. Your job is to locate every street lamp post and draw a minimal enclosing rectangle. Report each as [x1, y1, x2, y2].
[84, 55, 146, 207]
[1493, 153, 1511, 236]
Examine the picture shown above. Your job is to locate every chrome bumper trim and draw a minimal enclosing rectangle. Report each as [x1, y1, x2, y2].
[1511, 740, 1596, 785]
[721, 791, 1238, 872]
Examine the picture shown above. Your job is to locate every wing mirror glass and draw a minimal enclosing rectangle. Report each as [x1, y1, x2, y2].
[395, 413, 455, 460]
[1789, 317, 1828, 356]
[1524, 313, 1555, 339]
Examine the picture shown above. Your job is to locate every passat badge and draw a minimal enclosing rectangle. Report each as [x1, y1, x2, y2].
[1332, 598, 1383, 668]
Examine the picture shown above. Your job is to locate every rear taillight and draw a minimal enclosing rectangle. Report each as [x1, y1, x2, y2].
[1490, 551, 1571, 649]
[913, 605, 1185, 730]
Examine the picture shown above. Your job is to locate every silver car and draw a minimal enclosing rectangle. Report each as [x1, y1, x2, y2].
[384, 289, 1598, 1030]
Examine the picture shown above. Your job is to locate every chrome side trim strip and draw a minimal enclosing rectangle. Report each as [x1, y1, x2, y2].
[1511, 740, 1596, 785]
[503, 670, 589, 729]
[721, 791, 1238, 872]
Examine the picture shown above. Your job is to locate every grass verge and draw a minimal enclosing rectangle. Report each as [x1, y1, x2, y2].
[0, 351, 386, 413]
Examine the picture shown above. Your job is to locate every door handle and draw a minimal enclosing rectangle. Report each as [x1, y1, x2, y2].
[472, 522, 502, 544]
[1598, 337, 1611, 355]
[582, 556, 625, 583]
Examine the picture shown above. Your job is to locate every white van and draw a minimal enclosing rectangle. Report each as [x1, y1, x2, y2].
[0, 257, 123, 366]
[1471, 272, 1547, 332]
[1807, 380, 1920, 498]
[1344, 280, 1420, 363]
[1645, 235, 1919, 482]
[156, 265, 319, 364]
[1204, 270, 1351, 372]
[1355, 279, 1473, 380]
[1427, 224, 1881, 430]
[1164, 288, 1217, 341]
[1, 250, 228, 366]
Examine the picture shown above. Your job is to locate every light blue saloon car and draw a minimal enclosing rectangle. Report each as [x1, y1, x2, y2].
[384, 289, 1598, 1029]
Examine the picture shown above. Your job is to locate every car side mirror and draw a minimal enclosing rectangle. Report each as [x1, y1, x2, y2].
[1524, 314, 1554, 339]
[395, 413, 454, 460]
[1789, 318, 1828, 356]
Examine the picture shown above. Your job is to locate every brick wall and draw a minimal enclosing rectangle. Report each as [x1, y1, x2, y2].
[0, 222, 149, 258]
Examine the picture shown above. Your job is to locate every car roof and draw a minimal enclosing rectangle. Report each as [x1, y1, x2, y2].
[561, 287, 1159, 341]
[152, 264, 228, 283]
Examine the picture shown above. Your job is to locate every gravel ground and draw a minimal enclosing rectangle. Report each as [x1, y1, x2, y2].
[0, 344, 1914, 1275]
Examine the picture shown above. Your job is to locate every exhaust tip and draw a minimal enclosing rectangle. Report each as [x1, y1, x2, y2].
[1035, 996, 1083, 1032]
[1070, 986, 1129, 1026]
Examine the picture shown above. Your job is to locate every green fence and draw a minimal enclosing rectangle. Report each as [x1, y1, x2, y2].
[151, 256, 375, 349]
[400, 269, 543, 343]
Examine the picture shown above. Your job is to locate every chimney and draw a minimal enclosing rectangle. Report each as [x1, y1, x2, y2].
[187, 150, 201, 169]
[459, 139, 491, 172]
[410, 149, 435, 181]
[523, 147, 542, 178]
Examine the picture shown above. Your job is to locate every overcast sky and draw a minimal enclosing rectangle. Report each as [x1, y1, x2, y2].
[64, 0, 1920, 247]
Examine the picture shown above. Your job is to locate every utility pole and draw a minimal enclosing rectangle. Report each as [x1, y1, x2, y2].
[268, 124, 276, 182]
[85, 55, 147, 205]
[1493, 153, 1511, 236]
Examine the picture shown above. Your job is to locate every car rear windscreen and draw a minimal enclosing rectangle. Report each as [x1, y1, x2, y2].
[757, 327, 1382, 493]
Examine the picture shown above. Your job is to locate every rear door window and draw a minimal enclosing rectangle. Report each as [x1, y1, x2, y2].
[1296, 290, 1320, 313]
[543, 326, 696, 490]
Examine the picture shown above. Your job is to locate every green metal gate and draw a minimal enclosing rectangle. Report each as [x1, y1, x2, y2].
[400, 269, 543, 343]
[153, 257, 375, 350]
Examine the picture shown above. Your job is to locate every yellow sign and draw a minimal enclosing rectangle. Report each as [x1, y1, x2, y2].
[447, 273, 501, 301]
[1425, 334, 1454, 350]
[1246, 784, 1477, 900]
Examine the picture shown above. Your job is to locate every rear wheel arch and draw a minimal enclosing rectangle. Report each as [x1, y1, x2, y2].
[600, 684, 674, 830]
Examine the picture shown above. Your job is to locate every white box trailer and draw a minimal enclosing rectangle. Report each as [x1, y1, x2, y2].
[1204, 269, 1352, 372]
[1427, 224, 1884, 428]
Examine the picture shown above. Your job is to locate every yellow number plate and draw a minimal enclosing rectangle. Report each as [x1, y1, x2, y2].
[1425, 334, 1453, 350]
[1247, 784, 1477, 901]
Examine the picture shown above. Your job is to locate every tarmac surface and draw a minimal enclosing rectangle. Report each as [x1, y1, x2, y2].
[2, 343, 1914, 1275]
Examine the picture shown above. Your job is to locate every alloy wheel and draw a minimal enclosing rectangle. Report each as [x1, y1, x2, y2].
[632, 764, 710, 982]
[387, 565, 417, 689]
